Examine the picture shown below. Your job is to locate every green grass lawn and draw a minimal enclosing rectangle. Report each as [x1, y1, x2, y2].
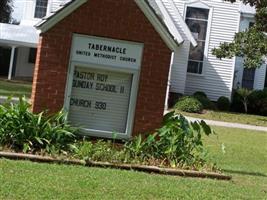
[1, 126, 267, 199]
[179, 110, 267, 127]
[0, 79, 32, 98]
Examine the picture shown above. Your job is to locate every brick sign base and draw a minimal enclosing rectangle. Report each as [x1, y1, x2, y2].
[31, 0, 172, 138]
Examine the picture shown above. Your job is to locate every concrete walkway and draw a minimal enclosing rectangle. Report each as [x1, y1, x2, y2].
[185, 116, 267, 132]
[0, 96, 19, 104]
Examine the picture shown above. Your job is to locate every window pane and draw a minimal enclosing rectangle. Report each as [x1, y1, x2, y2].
[189, 41, 205, 61]
[186, 7, 209, 20]
[187, 61, 203, 74]
[34, 0, 48, 18]
[28, 48, 37, 64]
[186, 7, 209, 74]
[242, 68, 255, 89]
[185, 19, 208, 40]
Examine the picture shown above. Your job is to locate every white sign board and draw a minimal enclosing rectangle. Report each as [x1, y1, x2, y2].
[72, 35, 143, 70]
[67, 35, 143, 139]
[68, 66, 133, 134]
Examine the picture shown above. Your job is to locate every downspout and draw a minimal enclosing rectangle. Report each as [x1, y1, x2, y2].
[165, 52, 175, 111]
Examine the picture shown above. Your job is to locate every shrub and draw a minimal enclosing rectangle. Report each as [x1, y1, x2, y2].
[0, 97, 77, 154]
[75, 140, 126, 163]
[217, 96, 230, 111]
[231, 90, 244, 112]
[175, 96, 203, 113]
[75, 112, 215, 169]
[193, 91, 207, 98]
[193, 95, 214, 109]
[168, 92, 183, 108]
[125, 112, 214, 167]
[193, 91, 211, 109]
[248, 90, 267, 116]
[236, 88, 252, 113]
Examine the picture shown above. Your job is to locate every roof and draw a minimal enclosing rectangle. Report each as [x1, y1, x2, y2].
[150, 0, 197, 47]
[0, 23, 39, 47]
[35, 0, 185, 51]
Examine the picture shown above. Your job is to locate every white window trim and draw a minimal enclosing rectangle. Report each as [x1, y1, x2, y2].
[33, 0, 50, 19]
[64, 62, 140, 140]
[183, 1, 213, 76]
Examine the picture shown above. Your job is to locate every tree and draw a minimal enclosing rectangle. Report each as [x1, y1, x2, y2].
[0, 0, 13, 23]
[212, 0, 267, 69]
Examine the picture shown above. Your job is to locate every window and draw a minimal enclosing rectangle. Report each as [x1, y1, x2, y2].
[264, 68, 267, 88]
[242, 68, 255, 90]
[34, 0, 48, 18]
[28, 48, 37, 63]
[185, 7, 209, 74]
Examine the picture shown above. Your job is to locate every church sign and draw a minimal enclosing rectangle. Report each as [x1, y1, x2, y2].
[64, 34, 143, 139]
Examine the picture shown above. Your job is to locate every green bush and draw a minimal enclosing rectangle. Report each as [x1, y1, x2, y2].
[194, 95, 214, 109]
[75, 140, 126, 163]
[175, 96, 203, 113]
[74, 112, 215, 169]
[0, 97, 77, 154]
[231, 90, 244, 112]
[193, 91, 207, 98]
[168, 92, 183, 108]
[248, 90, 267, 116]
[125, 112, 214, 167]
[236, 88, 252, 113]
[217, 96, 230, 111]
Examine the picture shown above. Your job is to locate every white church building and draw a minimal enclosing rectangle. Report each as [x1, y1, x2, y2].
[0, 0, 266, 101]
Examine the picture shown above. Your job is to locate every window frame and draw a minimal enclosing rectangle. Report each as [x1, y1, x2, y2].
[34, 0, 49, 19]
[242, 67, 256, 90]
[183, 2, 213, 76]
[28, 48, 37, 64]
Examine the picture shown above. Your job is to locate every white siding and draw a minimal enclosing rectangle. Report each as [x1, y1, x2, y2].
[254, 65, 267, 90]
[14, 47, 34, 78]
[20, 0, 39, 26]
[240, 3, 256, 15]
[233, 56, 243, 88]
[148, 0, 192, 94]
[51, 0, 68, 12]
[19, 0, 68, 25]
[170, 42, 190, 94]
[164, 0, 240, 100]
[234, 15, 251, 89]
[234, 14, 266, 90]
[234, 58, 266, 91]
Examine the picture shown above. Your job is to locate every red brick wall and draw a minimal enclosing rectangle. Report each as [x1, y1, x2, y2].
[31, 0, 172, 136]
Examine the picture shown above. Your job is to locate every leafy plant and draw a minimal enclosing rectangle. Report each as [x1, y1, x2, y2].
[231, 90, 245, 112]
[0, 97, 77, 154]
[74, 112, 214, 169]
[248, 89, 267, 116]
[125, 112, 214, 167]
[75, 140, 127, 163]
[236, 88, 252, 113]
[217, 96, 230, 111]
[175, 96, 203, 113]
[194, 95, 214, 109]
[193, 91, 207, 98]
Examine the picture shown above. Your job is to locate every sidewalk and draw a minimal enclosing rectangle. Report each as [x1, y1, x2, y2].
[185, 116, 267, 132]
[0, 96, 20, 104]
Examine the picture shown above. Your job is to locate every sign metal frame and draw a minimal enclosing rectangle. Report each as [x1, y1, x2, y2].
[64, 34, 143, 139]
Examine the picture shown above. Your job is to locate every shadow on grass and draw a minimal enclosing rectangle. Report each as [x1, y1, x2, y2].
[258, 118, 267, 123]
[224, 169, 267, 177]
